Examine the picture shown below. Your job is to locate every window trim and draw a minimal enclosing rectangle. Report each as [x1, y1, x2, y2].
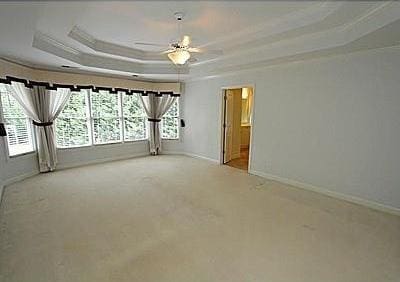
[90, 90, 123, 145]
[55, 90, 92, 149]
[1, 83, 181, 157]
[0, 88, 36, 158]
[122, 92, 148, 142]
[161, 99, 180, 140]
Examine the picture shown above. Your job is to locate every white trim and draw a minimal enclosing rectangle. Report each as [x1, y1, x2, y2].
[183, 152, 220, 164]
[161, 151, 183, 155]
[57, 152, 149, 170]
[219, 84, 255, 171]
[249, 169, 400, 217]
[2, 170, 39, 188]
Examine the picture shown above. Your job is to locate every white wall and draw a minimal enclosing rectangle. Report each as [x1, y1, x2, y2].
[183, 48, 400, 211]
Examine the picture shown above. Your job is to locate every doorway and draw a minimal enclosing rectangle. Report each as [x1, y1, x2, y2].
[221, 87, 253, 171]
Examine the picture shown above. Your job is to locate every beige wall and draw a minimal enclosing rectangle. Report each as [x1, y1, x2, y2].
[0, 59, 35, 81]
[0, 58, 181, 93]
[231, 89, 242, 159]
[240, 125, 251, 149]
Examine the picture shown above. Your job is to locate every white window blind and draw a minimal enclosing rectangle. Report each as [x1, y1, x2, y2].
[56, 90, 91, 148]
[0, 86, 34, 156]
[161, 99, 179, 139]
[90, 90, 122, 144]
[122, 93, 147, 141]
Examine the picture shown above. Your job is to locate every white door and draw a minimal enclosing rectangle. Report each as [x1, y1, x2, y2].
[224, 90, 234, 163]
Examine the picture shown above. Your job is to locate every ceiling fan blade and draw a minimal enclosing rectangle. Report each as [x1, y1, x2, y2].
[135, 42, 167, 47]
[188, 47, 223, 55]
[181, 35, 191, 47]
[188, 47, 203, 53]
[161, 49, 175, 54]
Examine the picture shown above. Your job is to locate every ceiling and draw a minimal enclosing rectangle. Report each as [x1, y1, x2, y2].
[0, 1, 399, 82]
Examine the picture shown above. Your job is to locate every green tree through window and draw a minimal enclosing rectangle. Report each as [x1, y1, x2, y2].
[56, 91, 91, 147]
[162, 100, 179, 139]
[91, 91, 122, 144]
[123, 93, 147, 141]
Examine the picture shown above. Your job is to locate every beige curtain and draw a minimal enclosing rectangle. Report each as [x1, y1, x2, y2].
[139, 93, 176, 155]
[7, 82, 71, 172]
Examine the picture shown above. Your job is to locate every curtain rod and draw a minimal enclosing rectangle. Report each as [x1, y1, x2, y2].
[0, 76, 180, 97]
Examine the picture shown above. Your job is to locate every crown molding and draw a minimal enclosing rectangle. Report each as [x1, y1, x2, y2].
[187, 45, 400, 83]
[69, 26, 168, 62]
[190, 1, 400, 78]
[32, 32, 188, 75]
[191, 2, 387, 68]
[198, 2, 342, 52]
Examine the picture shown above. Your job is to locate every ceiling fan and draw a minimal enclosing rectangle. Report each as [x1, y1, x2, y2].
[135, 12, 222, 65]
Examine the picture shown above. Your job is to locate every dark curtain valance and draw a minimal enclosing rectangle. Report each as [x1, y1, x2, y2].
[0, 76, 180, 97]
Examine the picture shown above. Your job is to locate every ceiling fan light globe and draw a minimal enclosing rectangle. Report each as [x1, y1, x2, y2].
[167, 50, 191, 65]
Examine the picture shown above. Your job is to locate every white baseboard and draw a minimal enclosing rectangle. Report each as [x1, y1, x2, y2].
[183, 152, 220, 164]
[161, 151, 184, 155]
[249, 169, 400, 217]
[57, 152, 150, 170]
[2, 170, 39, 189]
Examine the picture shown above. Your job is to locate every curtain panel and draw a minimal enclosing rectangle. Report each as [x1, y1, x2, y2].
[7, 82, 71, 172]
[139, 93, 176, 155]
[0, 107, 6, 137]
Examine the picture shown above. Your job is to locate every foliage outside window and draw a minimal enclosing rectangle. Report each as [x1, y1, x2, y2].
[90, 91, 122, 144]
[56, 91, 91, 148]
[122, 93, 147, 141]
[55, 90, 180, 148]
[0, 86, 34, 156]
[162, 99, 179, 139]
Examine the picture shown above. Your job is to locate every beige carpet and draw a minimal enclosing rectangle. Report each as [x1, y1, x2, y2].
[0, 155, 399, 282]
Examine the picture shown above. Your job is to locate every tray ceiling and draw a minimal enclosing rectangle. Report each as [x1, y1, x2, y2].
[0, 1, 399, 82]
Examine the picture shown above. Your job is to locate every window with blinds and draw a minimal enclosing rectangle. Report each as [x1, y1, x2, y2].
[91, 91, 122, 144]
[56, 90, 91, 148]
[161, 99, 179, 139]
[0, 86, 34, 156]
[122, 93, 147, 141]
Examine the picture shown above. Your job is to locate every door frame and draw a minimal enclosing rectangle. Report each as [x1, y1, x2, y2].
[219, 84, 256, 172]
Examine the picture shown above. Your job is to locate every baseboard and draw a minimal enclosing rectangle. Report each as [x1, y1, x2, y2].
[183, 152, 220, 164]
[161, 151, 184, 155]
[57, 152, 150, 170]
[249, 169, 400, 216]
[2, 170, 39, 188]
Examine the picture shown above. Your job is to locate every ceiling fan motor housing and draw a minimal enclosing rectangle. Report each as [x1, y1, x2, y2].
[174, 12, 184, 21]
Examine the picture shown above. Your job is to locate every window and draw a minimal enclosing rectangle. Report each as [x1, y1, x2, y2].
[122, 93, 147, 141]
[90, 90, 122, 144]
[56, 90, 91, 148]
[161, 99, 179, 139]
[0, 85, 34, 156]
